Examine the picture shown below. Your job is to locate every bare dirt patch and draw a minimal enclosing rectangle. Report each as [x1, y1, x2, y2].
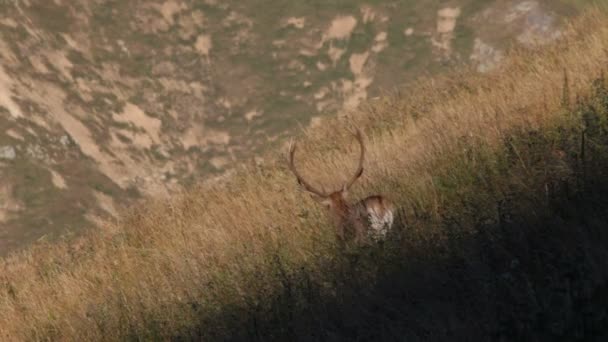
[112, 103, 162, 149]
[437, 7, 461, 34]
[349, 52, 369, 76]
[194, 34, 212, 57]
[158, 0, 186, 26]
[343, 75, 373, 110]
[50, 169, 67, 189]
[324, 16, 357, 41]
[45, 50, 73, 81]
[361, 5, 377, 23]
[28, 55, 50, 74]
[245, 109, 262, 122]
[93, 190, 117, 217]
[372, 35, 388, 53]
[203, 129, 231, 145]
[328, 45, 346, 65]
[432, 7, 462, 58]
[6, 129, 24, 141]
[285, 17, 305, 29]
[343, 51, 376, 110]
[209, 156, 230, 170]
[19, 82, 157, 189]
[0, 18, 18, 28]
[181, 126, 205, 150]
[0, 39, 17, 63]
[0, 183, 23, 223]
[0, 65, 24, 119]
[178, 9, 205, 40]
[158, 77, 193, 93]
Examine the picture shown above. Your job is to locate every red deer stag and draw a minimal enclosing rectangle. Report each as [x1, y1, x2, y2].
[288, 128, 395, 244]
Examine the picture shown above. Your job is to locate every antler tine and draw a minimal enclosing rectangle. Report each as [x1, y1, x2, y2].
[288, 140, 328, 197]
[344, 127, 365, 190]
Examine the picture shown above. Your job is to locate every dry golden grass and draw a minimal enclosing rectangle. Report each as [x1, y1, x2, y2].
[1, 9, 608, 340]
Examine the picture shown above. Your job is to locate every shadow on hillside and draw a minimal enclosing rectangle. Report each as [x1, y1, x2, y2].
[176, 79, 608, 342]
[174, 166, 608, 342]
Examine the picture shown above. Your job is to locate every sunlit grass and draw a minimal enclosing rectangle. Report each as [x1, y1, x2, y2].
[1, 9, 608, 341]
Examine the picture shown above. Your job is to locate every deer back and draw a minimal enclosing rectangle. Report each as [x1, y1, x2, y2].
[352, 195, 395, 242]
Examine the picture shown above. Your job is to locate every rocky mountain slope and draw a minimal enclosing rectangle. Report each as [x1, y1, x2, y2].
[0, 0, 580, 252]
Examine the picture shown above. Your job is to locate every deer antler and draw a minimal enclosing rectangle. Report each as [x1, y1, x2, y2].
[343, 127, 365, 191]
[288, 140, 328, 197]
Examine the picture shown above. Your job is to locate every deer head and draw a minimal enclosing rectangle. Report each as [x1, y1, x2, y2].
[288, 128, 394, 243]
[288, 128, 365, 210]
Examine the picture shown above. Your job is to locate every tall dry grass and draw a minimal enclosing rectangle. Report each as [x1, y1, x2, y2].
[1, 9, 608, 340]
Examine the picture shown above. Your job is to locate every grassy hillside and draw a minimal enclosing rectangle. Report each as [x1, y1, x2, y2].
[1, 8, 608, 341]
[0, 0, 580, 253]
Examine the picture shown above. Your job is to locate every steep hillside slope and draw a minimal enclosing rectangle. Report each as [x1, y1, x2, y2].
[0, 8, 607, 341]
[0, 0, 576, 251]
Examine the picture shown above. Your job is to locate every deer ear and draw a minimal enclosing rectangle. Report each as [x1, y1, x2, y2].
[341, 184, 349, 198]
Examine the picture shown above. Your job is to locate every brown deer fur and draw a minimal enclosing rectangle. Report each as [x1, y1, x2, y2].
[288, 128, 395, 244]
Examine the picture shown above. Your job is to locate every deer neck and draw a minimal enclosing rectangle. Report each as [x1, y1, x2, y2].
[330, 198, 351, 224]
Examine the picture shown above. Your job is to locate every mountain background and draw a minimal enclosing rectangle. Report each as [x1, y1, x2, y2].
[0, 0, 590, 252]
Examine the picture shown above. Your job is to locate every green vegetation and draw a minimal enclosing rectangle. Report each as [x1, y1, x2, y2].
[349, 22, 376, 53]
[0, 10, 608, 341]
[453, 24, 476, 60]
[28, 1, 72, 33]
[6, 157, 90, 248]
[557, 0, 607, 11]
